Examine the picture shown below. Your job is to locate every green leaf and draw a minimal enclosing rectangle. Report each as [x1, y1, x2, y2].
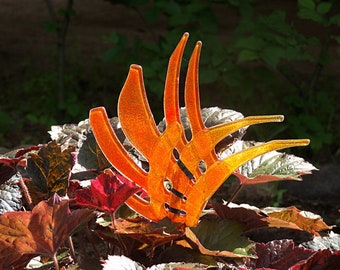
[189, 218, 256, 257]
[334, 36, 340, 54]
[298, 7, 323, 22]
[160, 1, 181, 15]
[316, 2, 332, 15]
[237, 50, 259, 63]
[260, 46, 285, 67]
[96, 215, 112, 227]
[211, 51, 225, 67]
[200, 69, 218, 84]
[235, 36, 265, 50]
[0, 111, 13, 133]
[144, 6, 160, 25]
[330, 15, 340, 26]
[107, 31, 120, 44]
[298, 0, 315, 10]
[43, 21, 58, 32]
[57, 8, 76, 17]
[168, 13, 190, 26]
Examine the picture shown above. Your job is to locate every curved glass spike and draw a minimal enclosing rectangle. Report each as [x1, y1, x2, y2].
[89, 107, 148, 188]
[179, 115, 285, 172]
[125, 194, 167, 222]
[185, 41, 205, 134]
[118, 64, 160, 160]
[164, 32, 189, 125]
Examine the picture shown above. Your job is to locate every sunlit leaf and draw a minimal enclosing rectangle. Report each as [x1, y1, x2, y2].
[26, 141, 75, 200]
[102, 255, 144, 270]
[219, 140, 317, 184]
[213, 203, 302, 232]
[263, 206, 332, 236]
[158, 107, 247, 152]
[75, 169, 140, 213]
[49, 120, 91, 147]
[49, 118, 125, 171]
[0, 176, 22, 214]
[148, 261, 211, 270]
[96, 215, 112, 227]
[301, 231, 340, 251]
[0, 194, 94, 268]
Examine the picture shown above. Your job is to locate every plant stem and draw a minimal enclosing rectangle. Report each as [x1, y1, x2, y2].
[17, 177, 33, 210]
[110, 212, 116, 230]
[67, 236, 77, 263]
[84, 225, 101, 259]
[309, 31, 331, 96]
[225, 184, 243, 206]
[52, 253, 60, 270]
[44, 0, 74, 108]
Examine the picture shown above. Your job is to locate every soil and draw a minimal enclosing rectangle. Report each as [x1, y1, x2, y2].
[1, 0, 339, 230]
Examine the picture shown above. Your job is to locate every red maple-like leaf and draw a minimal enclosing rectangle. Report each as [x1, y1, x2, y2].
[0, 193, 94, 268]
[75, 169, 140, 213]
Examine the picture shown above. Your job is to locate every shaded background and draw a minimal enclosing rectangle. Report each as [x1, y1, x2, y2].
[1, 0, 339, 164]
[0, 0, 339, 227]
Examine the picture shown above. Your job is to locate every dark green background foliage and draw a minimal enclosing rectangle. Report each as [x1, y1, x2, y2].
[1, 0, 339, 164]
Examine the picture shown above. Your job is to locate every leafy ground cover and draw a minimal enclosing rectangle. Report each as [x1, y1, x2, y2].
[1, 31, 339, 269]
[0, 115, 339, 269]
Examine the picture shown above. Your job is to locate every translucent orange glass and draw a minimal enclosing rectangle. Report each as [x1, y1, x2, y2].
[89, 33, 309, 227]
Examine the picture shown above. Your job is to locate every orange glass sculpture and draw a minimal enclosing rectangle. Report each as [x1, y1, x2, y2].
[89, 33, 309, 227]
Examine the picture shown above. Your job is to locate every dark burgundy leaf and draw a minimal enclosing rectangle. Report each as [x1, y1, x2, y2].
[255, 239, 314, 269]
[14, 145, 42, 158]
[291, 249, 340, 270]
[0, 157, 23, 185]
